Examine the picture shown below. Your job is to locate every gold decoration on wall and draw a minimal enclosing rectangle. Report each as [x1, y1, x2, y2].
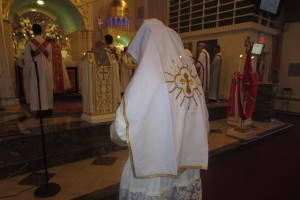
[108, 0, 129, 18]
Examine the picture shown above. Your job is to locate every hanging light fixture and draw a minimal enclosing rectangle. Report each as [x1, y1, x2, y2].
[37, 0, 44, 5]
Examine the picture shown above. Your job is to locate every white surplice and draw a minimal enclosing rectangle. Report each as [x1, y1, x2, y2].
[197, 49, 210, 99]
[24, 35, 53, 111]
[16, 53, 30, 103]
[209, 53, 222, 100]
[110, 101, 203, 199]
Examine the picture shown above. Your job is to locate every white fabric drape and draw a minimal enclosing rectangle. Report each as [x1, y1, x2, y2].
[0, 1, 15, 107]
[118, 19, 209, 178]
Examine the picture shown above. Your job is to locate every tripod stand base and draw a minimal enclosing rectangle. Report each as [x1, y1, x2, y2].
[34, 183, 61, 198]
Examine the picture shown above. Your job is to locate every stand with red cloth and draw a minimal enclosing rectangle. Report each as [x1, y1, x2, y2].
[226, 37, 259, 140]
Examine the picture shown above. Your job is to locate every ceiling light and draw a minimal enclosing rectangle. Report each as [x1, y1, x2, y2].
[37, 0, 44, 5]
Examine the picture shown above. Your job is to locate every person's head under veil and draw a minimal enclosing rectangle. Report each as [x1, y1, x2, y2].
[118, 18, 209, 178]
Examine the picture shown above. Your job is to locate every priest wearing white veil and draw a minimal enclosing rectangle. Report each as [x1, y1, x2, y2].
[110, 18, 209, 199]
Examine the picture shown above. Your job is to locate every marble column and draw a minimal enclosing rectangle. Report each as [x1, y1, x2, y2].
[0, 4, 16, 107]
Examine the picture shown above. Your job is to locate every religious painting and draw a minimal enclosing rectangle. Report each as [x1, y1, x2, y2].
[197, 39, 218, 63]
[66, 67, 78, 93]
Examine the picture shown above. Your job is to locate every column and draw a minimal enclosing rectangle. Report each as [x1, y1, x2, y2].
[0, 12, 16, 106]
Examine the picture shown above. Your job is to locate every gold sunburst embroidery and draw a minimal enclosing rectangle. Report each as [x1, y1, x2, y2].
[165, 56, 201, 109]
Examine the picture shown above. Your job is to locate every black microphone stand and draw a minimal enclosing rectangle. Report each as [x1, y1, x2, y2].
[27, 41, 61, 198]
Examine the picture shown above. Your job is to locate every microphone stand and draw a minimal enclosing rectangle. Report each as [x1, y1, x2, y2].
[27, 40, 61, 198]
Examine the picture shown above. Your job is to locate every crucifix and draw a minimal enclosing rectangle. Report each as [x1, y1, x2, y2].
[181, 72, 192, 95]
[98, 67, 108, 81]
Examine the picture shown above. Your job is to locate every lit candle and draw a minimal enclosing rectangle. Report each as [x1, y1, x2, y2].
[238, 54, 243, 72]
[251, 56, 255, 68]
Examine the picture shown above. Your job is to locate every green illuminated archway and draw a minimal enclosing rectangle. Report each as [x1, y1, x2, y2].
[8, 0, 85, 34]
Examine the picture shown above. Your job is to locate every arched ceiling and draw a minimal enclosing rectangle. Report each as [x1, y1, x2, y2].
[7, 0, 86, 34]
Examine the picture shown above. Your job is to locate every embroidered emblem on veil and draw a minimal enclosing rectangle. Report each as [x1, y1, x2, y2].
[165, 56, 202, 110]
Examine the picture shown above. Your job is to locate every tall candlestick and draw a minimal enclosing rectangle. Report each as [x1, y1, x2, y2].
[251, 56, 255, 69]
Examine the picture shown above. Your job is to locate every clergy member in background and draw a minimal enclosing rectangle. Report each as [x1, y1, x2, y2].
[17, 52, 31, 103]
[24, 24, 53, 117]
[119, 46, 136, 94]
[45, 36, 71, 94]
[197, 42, 210, 102]
[110, 18, 209, 199]
[104, 34, 121, 110]
[183, 43, 196, 65]
[209, 45, 222, 102]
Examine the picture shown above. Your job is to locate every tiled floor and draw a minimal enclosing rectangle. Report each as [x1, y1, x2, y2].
[0, 104, 289, 199]
[0, 150, 128, 199]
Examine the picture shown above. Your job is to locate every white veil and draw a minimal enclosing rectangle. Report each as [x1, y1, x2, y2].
[123, 19, 209, 178]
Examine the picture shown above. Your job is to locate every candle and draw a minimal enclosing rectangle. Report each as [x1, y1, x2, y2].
[238, 54, 243, 72]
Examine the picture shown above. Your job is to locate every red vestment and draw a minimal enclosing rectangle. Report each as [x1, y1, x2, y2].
[46, 39, 65, 93]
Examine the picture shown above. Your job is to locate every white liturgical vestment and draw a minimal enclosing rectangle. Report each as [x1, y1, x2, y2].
[110, 18, 209, 199]
[24, 35, 53, 111]
[198, 49, 210, 99]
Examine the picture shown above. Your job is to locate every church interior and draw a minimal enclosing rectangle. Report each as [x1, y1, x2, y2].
[0, 0, 300, 199]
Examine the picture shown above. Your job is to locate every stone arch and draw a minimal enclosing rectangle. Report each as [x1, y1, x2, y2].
[3, 0, 89, 34]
